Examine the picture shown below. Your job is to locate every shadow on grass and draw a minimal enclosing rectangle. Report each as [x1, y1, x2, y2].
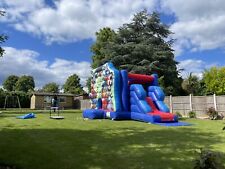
[0, 109, 82, 115]
[0, 127, 224, 169]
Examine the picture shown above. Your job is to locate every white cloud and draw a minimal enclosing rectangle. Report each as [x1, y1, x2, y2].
[162, 0, 225, 55]
[3, 0, 224, 55]
[177, 59, 218, 79]
[0, 47, 91, 88]
[0, 0, 157, 44]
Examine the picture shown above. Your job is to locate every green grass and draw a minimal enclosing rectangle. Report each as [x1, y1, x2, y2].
[0, 111, 224, 169]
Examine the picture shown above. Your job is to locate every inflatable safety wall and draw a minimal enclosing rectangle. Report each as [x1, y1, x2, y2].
[89, 62, 121, 112]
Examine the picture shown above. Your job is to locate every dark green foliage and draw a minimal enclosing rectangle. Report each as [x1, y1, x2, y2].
[0, 88, 6, 108]
[182, 73, 202, 95]
[188, 111, 197, 118]
[175, 111, 183, 119]
[194, 149, 225, 169]
[14, 91, 31, 108]
[64, 74, 83, 94]
[85, 77, 91, 93]
[0, 91, 31, 108]
[42, 82, 59, 93]
[91, 10, 183, 95]
[15, 75, 35, 92]
[3, 75, 19, 91]
[91, 27, 116, 68]
[0, 11, 8, 57]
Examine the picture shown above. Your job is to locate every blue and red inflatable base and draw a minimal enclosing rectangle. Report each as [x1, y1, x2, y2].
[83, 109, 178, 123]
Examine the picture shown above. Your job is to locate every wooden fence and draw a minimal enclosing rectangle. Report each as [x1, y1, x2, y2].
[164, 94, 225, 117]
[79, 94, 225, 117]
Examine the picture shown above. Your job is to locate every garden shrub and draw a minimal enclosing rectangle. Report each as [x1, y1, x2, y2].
[188, 111, 196, 118]
[207, 107, 218, 120]
[207, 107, 224, 120]
[193, 149, 225, 169]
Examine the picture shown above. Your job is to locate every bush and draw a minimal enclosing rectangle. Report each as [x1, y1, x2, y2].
[207, 107, 224, 120]
[207, 107, 218, 120]
[188, 111, 196, 118]
[194, 149, 225, 169]
[175, 111, 183, 119]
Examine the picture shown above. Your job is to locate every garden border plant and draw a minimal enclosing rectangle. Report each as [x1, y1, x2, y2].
[188, 111, 197, 118]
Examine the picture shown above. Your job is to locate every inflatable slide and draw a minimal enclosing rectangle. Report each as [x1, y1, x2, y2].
[83, 62, 178, 123]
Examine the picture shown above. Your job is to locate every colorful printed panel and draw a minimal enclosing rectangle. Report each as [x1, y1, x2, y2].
[89, 62, 121, 112]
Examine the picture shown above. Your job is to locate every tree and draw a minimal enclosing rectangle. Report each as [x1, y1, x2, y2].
[15, 75, 35, 92]
[3, 75, 19, 91]
[91, 10, 183, 95]
[91, 27, 116, 68]
[42, 82, 59, 93]
[182, 73, 201, 95]
[85, 77, 92, 93]
[202, 67, 225, 95]
[0, 11, 8, 57]
[64, 74, 83, 94]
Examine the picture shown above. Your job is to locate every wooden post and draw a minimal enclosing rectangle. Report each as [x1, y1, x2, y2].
[190, 94, 193, 111]
[213, 93, 217, 111]
[169, 95, 173, 113]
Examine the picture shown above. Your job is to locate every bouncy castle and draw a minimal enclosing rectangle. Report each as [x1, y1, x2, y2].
[83, 62, 178, 123]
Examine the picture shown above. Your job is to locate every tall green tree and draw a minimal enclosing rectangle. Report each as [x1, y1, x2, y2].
[91, 10, 183, 95]
[42, 82, 59, 93]
[0, 11, 8, 57]
[15, 75, 35, 92]
[64, 74, 83, 94]
[85, 77, 92, 93]
[91, 27, 116, 68]
[202, 67, 225, 95]
[182, 73, 201, 95]
[3, 75, 19, 91]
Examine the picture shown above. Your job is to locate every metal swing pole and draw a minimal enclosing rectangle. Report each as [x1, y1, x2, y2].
[3, 95, 8, 110]
[17, 96, 22, 112]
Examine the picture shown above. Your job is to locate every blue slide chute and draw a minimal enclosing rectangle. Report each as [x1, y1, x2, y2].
[130, 84, 152, 113]
[148, 86, 170, 113]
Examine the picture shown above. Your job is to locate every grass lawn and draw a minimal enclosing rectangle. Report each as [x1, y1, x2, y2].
[0, 110, 224, 169]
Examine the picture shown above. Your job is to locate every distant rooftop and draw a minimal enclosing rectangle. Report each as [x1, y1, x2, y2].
[32, 92, 79, 97]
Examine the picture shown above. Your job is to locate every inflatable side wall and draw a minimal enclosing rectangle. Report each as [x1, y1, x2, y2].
[89, 62, 121, 112]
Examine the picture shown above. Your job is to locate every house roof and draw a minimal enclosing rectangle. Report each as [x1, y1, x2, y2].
[32, 92, 78, 97]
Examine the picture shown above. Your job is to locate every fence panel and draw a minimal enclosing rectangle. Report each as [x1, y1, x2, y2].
[80, 100, 90, 110]
[216, 96, 225, 115]
[79, 94, 225, 117]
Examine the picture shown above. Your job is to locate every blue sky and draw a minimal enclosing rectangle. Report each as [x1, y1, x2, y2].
[0, 0, 225, 88]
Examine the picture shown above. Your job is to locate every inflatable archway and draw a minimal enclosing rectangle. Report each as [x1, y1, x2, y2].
[83, 62, 178, 123]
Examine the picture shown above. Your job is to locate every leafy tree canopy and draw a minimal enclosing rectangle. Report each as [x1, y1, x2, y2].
[0, 11, 8, 57]
[64, 74, 83, 94]
[203, 67, 225, 95]
[85, 77, 91, 93]
[181, 73, 202, 95]
[91, 27, 116, 68]
[15, 75, 35, 93]
[91, 10, 183, 95]
[42, 82, 59, 93]
[3, 75, 19, 91]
